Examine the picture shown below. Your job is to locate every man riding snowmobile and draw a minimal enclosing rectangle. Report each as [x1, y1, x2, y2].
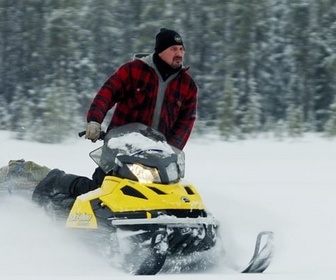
[25, 27, 199, 210]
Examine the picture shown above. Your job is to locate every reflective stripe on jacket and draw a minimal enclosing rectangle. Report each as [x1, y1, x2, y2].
[87, 55, 198, 150]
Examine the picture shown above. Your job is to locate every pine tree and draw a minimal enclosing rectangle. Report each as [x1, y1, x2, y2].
[31, 81, 80, 143]
[324, 102, 336, 138]
[10, 85, 34, 138]
[218, 74, 237, 140]
[274, 119, 286, 140]
[286, 105, 304, 137]
[241, 87, 262, 137]
[0, 95, 9, 130]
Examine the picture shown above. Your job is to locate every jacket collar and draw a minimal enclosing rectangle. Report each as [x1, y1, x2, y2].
[139, 53, 190, 73]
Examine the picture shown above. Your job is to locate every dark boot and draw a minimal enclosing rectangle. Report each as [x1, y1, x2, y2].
[52, 174, 99, 209]
[32, 169, 98, 209]
[32, 169, 65, 207]
[92, 167, 107, 187]
[32, 169, 77, 209]
[49, 173, 82, 209]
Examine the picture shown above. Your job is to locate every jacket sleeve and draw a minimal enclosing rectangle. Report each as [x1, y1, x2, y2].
[167, 79, 198, 150]
[86, 63, 132, 123]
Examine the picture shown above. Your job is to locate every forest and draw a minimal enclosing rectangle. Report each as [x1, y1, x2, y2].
[1, 0, 336, 143]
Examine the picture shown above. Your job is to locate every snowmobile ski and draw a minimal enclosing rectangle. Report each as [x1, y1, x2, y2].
[241, 231, 274, 273]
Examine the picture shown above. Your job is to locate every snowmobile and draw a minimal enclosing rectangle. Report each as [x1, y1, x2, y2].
[0, 123, 274, 274]
[57, 122, 273, 275]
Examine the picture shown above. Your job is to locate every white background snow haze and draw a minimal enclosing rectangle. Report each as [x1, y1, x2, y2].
[1, 130, 336, 280]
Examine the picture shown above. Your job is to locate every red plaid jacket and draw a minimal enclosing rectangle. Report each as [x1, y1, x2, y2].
[87, 57, 198, 150]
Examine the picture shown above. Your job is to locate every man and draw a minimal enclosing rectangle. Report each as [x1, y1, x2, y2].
[85, 28, 198, 150]
[15, 28, 198, 209]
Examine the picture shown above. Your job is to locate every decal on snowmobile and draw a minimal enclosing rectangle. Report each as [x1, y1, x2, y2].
[66, 199, 97, 228]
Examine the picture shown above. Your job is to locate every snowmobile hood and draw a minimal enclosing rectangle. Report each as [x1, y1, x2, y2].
[66, 176, 207, 229]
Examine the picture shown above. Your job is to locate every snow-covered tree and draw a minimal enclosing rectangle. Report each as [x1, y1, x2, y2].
[286, 105, 304, 137]
[218, 74, 237, 140]
[0, 95, 9, 130]
[31, 81, 80, 143]
[324, 101, 336, 138]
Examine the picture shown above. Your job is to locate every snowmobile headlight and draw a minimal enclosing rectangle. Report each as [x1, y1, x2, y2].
[166, 162, 179, 182]
[127, 163, 161, 183]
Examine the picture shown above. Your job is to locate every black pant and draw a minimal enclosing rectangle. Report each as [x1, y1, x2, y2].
[32, 167, 106, 209]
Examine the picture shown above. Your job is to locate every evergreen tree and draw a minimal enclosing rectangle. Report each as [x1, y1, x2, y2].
[324, 101, 336, 138]
[241, 77, 262, 136]
[310, 0, 336, 131]
[31, 81, 80, 143]
[286, 104, 304, 137]
[218, 74, 237, 140]
[274, 119, 286, 140]
[9, 85, 34, 137]
[0, 95, 9, 130]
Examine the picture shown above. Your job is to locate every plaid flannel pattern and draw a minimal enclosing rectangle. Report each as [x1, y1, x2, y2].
[87, 59, 197, 149]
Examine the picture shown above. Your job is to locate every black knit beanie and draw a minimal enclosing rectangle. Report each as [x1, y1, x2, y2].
[154, 28, 184, 54]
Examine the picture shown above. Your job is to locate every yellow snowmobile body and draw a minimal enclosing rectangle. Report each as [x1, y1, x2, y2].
[66, 176, 210, 230]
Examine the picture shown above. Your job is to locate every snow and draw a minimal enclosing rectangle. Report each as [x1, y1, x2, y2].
[106, 131, 174, 156]
[1, 130, 336, 280]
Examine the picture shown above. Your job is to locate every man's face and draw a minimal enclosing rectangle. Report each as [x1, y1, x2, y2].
[158, 45, 185, 68]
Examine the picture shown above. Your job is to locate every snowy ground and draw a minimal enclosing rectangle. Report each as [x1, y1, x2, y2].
[1, 130, 336, 280]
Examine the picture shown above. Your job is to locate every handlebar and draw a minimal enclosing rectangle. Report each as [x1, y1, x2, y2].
[78, 130, 106, 140]
[78, 131, 86, 137]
